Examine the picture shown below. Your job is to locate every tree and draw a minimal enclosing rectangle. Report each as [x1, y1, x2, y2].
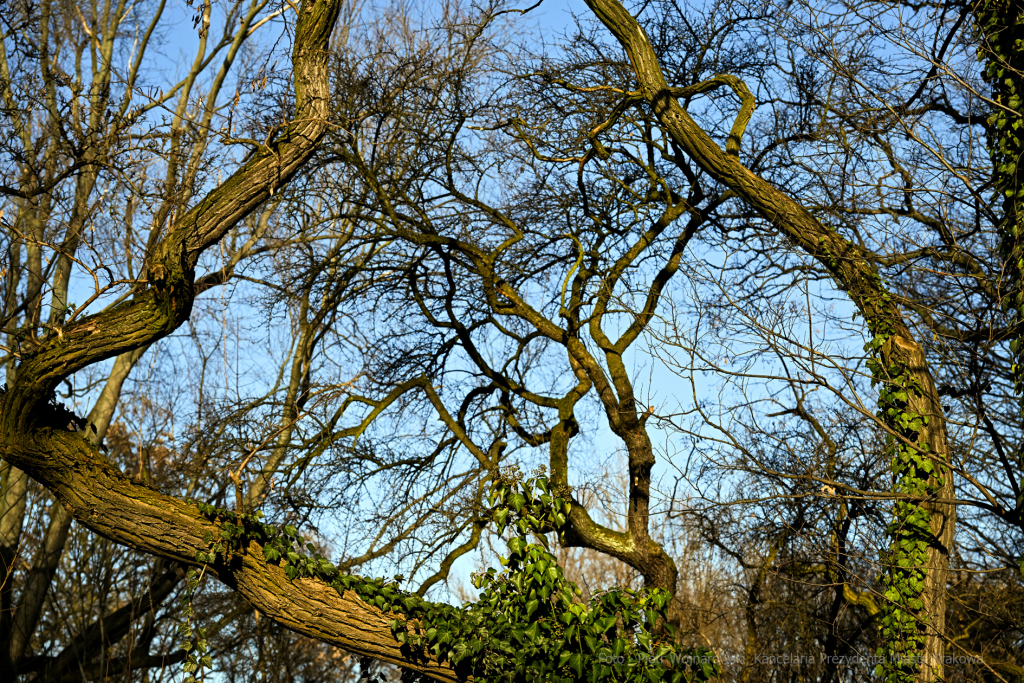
[2, 0, 1023, 681]
[0, 0, 372, 679]
[302, 0, 1023, 679]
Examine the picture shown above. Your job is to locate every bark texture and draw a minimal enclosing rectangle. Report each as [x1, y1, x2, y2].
[580, 1, 954, 680]
[0, 0, 460, 679]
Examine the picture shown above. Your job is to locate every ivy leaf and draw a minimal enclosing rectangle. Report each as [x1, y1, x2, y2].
[566, 653, 584, 677]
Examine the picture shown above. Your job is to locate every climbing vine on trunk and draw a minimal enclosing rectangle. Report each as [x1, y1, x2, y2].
[183, 466, 717, 683]
[867, 303, 943, 683]
[976, 0, 1024, 519]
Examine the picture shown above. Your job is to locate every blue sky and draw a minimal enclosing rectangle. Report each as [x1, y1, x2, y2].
[51, 0, 877, 606]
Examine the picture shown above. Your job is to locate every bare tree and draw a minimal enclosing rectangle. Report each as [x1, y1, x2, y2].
[0, 0, 373, 680]
[1, 0, 1022, 682]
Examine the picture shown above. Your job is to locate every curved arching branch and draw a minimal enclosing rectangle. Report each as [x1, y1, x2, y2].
[0, 0, 462, 680]
[578, 1, 955, 681]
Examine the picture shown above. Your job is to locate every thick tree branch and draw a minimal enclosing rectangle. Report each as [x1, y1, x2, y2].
[579, 1, 955, 680]
[0, 0, 462, 679]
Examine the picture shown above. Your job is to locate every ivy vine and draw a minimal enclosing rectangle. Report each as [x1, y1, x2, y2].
[809, 234, 939, 681]
[862, 292, 941, 683]
[182, 465, 718, 683]
[178, 567, 212, 683]
[976, 0, 1024, 510]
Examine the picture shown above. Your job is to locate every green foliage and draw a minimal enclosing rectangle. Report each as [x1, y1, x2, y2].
[184, 466, 719, 682]
[978, 0, 1024, 390]
[976, 0, 1024, 614]
[863, 299, 940, 682]
[976, 0, 1024, 221]
[178, 567, 213, 683]
[977, 0, 1024, 399]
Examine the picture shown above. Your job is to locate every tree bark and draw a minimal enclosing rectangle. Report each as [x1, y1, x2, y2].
[0, 0, 461, 679]
[579, 1, 954, 680]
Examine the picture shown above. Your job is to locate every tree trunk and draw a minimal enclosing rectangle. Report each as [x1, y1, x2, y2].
[0, 0, 463, 679]
[579, 2, 954, 680]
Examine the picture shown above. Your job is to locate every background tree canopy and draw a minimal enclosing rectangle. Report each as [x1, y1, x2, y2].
[1, 0, 1022, 682]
